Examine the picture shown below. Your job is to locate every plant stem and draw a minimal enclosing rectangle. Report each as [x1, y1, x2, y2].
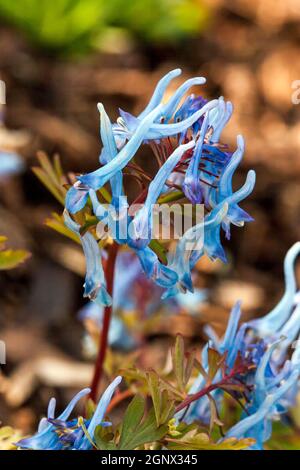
[175, 362, 249, 413]
[89, 243, 119, 402]
[175, 383, 218, 413]
[106, 389, 135, 413]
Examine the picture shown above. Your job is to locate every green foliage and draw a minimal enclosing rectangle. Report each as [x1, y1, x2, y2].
[32, 152, 66, 206]
[266, 421, 300, 451]
[94, 394, 168, 450]
[104, 0, 210, 44]
[0, 0, 210, 55]
[0, 0, 105, 54]
[146, 371, 175, 426]
[0, 236, 31, 270]
[92, 390, 254, 451]
[46, 212, 80, 244]
[166, 429, 255, 450]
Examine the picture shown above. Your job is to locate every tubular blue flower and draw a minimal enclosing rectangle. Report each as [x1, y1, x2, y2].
[64, 210, 111, 306]
[218, 136, 254, 239]
[75, 376, 122, 450]
[208, 97, 233, 144]
[138, 68, 182, 120]
[184, 242, 300, 448]
[249, 242, 300, 335]
[64, 69, 256, 298]
[142, 99, 218, 141]
[155, 76, 206, 123]
[113, 97, 218, 142]
[224, 370, 299, 450]
[129, 140, 195, 249]
[163, 202, 228, 298]
[219, 301, 242, 355]
[182, 114, 209, 204]
[17, 388, 91, 450]
[73, 104, 163, 194]
[133, 246, 178, 288]
[17, 377, 122, 450]
[188, 169, 256, 268]
[98, 103, 123, 204]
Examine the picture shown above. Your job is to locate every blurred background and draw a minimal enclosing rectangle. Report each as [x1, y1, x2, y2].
[0, 0, 299, 438]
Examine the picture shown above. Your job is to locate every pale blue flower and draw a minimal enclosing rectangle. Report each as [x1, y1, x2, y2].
[225, 371, 299, 450]
[0, 150, 23, 177]
[63, 210, 111, 306]
[250, 242, 300, 335]
[17, 377, 122, 450]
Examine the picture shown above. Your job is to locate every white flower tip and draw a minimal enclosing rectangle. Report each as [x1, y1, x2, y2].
[97, 102, 104, 113]
[237, 134, 244, 149]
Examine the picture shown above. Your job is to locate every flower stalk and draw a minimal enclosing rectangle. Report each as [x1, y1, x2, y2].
[89, 243, 119, 401]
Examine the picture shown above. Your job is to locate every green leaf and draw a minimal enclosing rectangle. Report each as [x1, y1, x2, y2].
[184, 348, 197, 385]
[120, 394, 146, 447]
[207, 348, 223, 382]
[167, 429, 255, 450]
[207, 394, 223, 434]
[0, 249, 31, 270]
[32, 166, 65, 206]
[173, 334, 185, 392]
[146, 371, 175, 427]
[120, 367, 147, 386]
[46, 212, 80, 244]
[32, 152, 66, 206]
[160, 389, 175, 424]
[146, 371, 161, 426]
[96, 395, 168, 450]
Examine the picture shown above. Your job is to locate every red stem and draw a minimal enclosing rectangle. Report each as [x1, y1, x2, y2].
[175, 382, 220, 413]
[89, 243, 119, 401]
[175, 364, 248, 413]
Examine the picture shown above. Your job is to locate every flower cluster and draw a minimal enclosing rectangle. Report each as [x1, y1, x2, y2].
[185, 242, 300, 450]
[64, 69, 255, 304]
[17, 376, 122, 450]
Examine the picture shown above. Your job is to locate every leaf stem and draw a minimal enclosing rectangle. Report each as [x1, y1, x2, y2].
[175, 363, 248, 414]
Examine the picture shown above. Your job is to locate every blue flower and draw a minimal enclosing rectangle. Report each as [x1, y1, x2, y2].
[225, 370, 299, 450]
[64, 69, 255, 302]
[17, 388, 91, 450]
[185, 242, 300, 449]
[0, 150, 24, 177]
[249, 242, 300, 335]
[128, 140, 195, 249]
[182, 114, 209, 204]
[76, 105, 163, 192]
[17, 376, 122, 450]
[63, 210, 111, 306]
